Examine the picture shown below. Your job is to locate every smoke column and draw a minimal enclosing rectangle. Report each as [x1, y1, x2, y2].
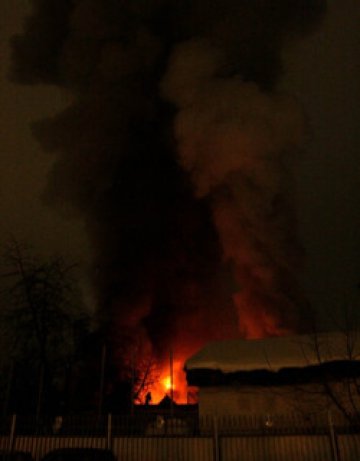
[162, 40, 305, 338]
[10, 1, 326, 367]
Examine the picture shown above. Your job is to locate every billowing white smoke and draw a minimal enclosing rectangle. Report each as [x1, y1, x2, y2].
[163, 40, 305, 337]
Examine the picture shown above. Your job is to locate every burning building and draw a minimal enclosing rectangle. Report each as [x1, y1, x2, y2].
[10, 0, 327, 404]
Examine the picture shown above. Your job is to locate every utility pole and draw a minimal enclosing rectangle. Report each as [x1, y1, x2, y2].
[98, 344, 106, 417]
[131, 350, 135, 416]
[36, 363, 45, 431]
[3, 360, 14, 417]
[170, 348, 174, 417]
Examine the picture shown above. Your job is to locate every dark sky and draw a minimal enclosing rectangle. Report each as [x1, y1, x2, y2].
[1, 0, 94, 306]
[0, 2, 88, 254]
[0, 0, 359, 357]
[279, 1, 360, 322]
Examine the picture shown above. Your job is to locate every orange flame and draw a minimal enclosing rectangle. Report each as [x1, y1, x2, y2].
[131, 290, 292, 407]
[156, 359, 186, 404]
[137, 357, 194, 405]
[162, 376, 172, 392]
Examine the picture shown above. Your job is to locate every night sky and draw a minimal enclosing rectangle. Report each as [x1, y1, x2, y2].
[0, 0, 359, 363]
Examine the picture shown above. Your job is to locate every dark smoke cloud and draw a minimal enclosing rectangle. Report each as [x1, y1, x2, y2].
[11, 0, 326, 359]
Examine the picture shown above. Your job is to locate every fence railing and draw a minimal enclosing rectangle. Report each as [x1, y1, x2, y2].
[4, 411, 358, 436]
[0, 412, 359, 461]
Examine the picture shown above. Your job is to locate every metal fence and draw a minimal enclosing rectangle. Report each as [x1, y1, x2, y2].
[0, 412, 359, 461]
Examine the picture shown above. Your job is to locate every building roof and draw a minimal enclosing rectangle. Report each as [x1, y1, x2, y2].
[185, 332, 360, 374]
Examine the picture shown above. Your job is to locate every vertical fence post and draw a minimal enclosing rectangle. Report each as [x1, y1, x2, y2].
[107, 413, 112, 451]
[213, 416, 220, 461]
[328, 410, 339, 461]
[9, 414, 17, 453]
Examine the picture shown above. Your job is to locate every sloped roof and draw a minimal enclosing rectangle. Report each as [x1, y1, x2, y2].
[185, 332, 360, 373]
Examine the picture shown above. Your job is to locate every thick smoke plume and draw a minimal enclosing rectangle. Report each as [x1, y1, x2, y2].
[162, 40, 305, 337]
[11, 1, 326, 366]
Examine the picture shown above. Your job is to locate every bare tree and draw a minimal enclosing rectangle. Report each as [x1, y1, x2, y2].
[132, 355, 159, 404]
[307, 308, 360, 423]
[276, 302, 360, 424]
[0, 239, 89, 415]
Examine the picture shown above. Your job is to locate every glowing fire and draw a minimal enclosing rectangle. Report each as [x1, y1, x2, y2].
[132, 296, 289, 406]
[162, 376, 172, 391]
[154, 359, 186, 404]
[136, 356, 196, 405]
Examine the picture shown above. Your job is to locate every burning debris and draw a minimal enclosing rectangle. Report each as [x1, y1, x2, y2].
[11, 0, 326, 402]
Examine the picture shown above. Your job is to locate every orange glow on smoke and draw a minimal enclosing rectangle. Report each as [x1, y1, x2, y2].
[234, 292, 293, 339]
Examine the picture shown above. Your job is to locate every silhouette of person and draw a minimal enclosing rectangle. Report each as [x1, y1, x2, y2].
[145, 392, 152, 405]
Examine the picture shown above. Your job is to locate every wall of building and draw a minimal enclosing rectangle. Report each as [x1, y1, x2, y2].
[197, 383, 344, 417]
